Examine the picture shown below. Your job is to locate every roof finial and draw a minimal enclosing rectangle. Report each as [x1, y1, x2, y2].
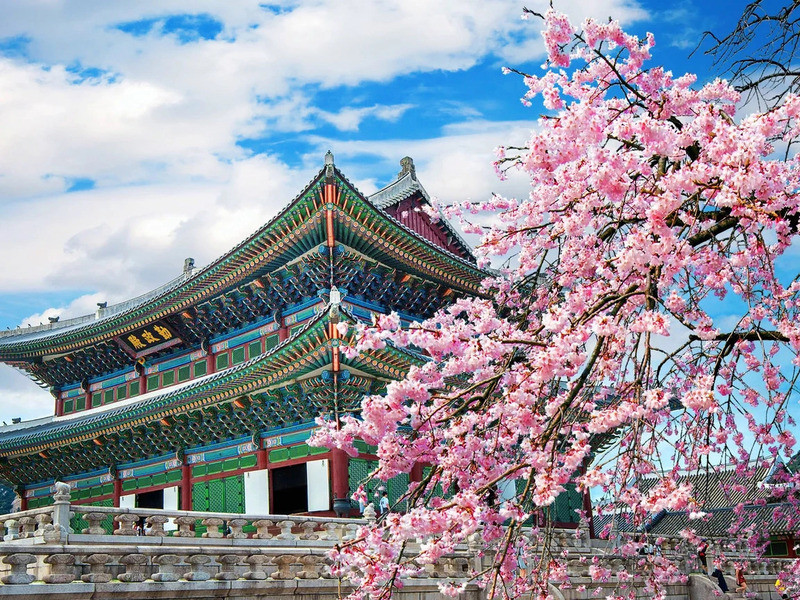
[325, 150, 335, 178]
[328, 286, 341, 323]
[399, 156, 416, 180]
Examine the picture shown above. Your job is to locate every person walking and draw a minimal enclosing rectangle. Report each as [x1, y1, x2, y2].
[735, 566, 747, 594]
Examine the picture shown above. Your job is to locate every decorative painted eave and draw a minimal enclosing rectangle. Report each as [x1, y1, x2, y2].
[0, 156, 490, 362]
[0, 166, 331, 360]
[0, 306, 425, 458]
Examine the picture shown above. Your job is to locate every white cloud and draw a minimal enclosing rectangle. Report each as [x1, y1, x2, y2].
[0, 0, 653, 422]
[309, 119, 535, 204]
[0, 367, 53, 422]
[318, 104, 413, 132]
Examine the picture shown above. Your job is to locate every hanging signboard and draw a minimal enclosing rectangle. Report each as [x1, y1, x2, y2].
[116, 321, 182, 357]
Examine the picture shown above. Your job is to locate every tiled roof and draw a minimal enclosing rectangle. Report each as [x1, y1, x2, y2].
[368, 171, 474, 261]
[647, 503, 799, 536]
[637, 464, 774, 511]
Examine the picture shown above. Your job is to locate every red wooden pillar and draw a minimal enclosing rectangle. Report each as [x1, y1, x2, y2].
[206, 348, 215, 375]
[138, 368, 147, 397]
[113, 477, 122, 508]
[181, 463, 192, 511]
[278, 321, 289, 343]
[410, 462, 423, 483]
[84, 389, 92, 411]
[331, 448, 350, 501]
[256, 445, 268, 470]
[17, 488, 27, 511]
[54, 395, 63, 417]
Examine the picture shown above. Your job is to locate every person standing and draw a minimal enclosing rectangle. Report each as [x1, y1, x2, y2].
[697, 540, 709, 574]
[379, 491, 389, 515]
[775, 577, 789, 599]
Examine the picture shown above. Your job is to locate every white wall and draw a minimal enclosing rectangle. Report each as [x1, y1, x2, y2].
[163, 486, 178, 531]
[119, 493, 135, 509]
[244, 469, 270, 514]
[306, 459, 330, 512]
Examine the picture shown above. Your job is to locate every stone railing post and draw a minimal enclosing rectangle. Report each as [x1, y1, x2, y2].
[3, 518, 20, 541]
[342, 523, 359, 541]
[51, 481, 72, 541]
[363, 503, 377, 523]
[320, 522, 339, 541]
[227, 518, 248, 539]
[81, 512, 107, 535]
[297, 555, 322, 579]
[81, 554, 112, 583]
[174, 516, 196, 537]
[299, 521, 319, 540]
[152, 554, 182, 582]
[113, 513, 139, 536]
[184, 554, 212, 581]
[145, 514, 169, 536]
[118, 553, 149, 582]
[201, 517, 224, 538]
[1, 553, 37, 584]
[275, 520, 296, 540]
[43, 553, 76, 583]
[18, 516, 36, 539]
[244, 554, 270, 580]
[34, 513, 53, 538]
[468, 532, 483, 573]
[252, 519, 274, 539]
[214, 554, 241, 580]
[270, 554, 298, 580]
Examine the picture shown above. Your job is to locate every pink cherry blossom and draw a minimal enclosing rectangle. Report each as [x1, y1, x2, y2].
[311, 9, 800, 600]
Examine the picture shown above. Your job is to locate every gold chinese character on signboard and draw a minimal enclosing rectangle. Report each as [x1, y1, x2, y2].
[127, 334, 145, 349]
[141, 330, 159, 344]
[153, 325, 172, 340]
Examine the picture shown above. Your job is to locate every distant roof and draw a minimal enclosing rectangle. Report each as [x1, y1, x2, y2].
[0, 270, 195, 347]
[594, 461, 795, 538]
[637, 463, 775, 511]
[368, 157, 475, 262]
[647, 503, 798, 537]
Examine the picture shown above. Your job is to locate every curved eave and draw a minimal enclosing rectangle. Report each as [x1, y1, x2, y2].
[0, 307, 426, 458]
[0, 162, 490, 362]
[0, 168, 330, 360]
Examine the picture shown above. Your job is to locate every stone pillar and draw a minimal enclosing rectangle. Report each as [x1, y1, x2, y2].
[51, 482, 71, 542]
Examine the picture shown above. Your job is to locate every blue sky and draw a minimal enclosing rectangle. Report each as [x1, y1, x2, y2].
[0, 1, 749, 420]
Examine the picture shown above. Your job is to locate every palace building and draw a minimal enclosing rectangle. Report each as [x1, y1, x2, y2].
[0, 154, 583, 525]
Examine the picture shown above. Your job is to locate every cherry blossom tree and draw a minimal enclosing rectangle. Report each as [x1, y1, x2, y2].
[313, 9, 800, 600]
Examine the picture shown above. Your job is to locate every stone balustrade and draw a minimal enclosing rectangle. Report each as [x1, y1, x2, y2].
[0, 485, 793, 600]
